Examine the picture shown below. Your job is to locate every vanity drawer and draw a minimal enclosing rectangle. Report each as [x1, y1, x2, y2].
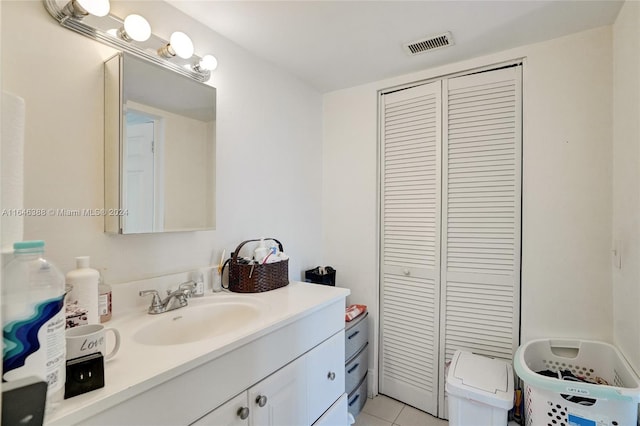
[345, 343, 368, 395]
[347, 374, 367, 418]
[345, 312, 368, 361]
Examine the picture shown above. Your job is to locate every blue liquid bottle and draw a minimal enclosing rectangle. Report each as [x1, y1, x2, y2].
[2, 240, 66, 412]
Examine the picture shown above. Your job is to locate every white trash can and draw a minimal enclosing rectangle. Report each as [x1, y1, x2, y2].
[446, 350, 514, 426]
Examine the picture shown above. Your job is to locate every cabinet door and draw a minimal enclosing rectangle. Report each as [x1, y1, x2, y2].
[313, 393, 348, 426]
[307, 331, 345, 424]
[191, 392, 249, 426]
[248, 356, 307, 426]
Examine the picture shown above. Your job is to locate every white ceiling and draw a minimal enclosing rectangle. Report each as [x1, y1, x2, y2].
[166, 1, 623, 93]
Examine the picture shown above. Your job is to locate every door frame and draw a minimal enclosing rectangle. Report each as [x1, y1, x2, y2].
[123, 105, 166, 233]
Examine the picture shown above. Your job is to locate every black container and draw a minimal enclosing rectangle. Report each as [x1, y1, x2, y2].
[305, 266, 336, 286]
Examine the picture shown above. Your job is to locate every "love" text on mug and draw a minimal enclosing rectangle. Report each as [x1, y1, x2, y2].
[80, 336, 105, 352]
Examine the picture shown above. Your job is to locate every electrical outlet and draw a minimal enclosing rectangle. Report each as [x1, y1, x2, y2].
[64, 353, 105, 399]
[612, 240, 622, 269]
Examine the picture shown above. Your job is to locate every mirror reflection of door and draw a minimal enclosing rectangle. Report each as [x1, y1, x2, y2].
[124, 111, 161, 233]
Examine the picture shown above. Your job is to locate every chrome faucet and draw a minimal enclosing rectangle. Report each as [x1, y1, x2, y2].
[139, 281, 197, 314]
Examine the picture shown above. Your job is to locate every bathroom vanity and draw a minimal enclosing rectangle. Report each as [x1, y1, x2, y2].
[47, 282, 350, 426]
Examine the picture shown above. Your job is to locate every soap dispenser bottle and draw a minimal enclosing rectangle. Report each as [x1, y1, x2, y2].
[66, 256, 100, 324]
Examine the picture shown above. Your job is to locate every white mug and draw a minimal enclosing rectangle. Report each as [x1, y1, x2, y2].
[66, 324, 120, 361]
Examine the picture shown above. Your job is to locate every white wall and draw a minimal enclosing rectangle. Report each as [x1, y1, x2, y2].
[323, 26, 614, 385]
[613, 0, 640, 374]
[1, 1, 323, 285]
[162, 110, 210, 230]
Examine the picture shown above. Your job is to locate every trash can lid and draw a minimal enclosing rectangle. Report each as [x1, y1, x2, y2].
[445, 350, 514, 410]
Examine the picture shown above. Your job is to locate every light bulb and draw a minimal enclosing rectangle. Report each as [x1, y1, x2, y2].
[199, 55, 218, 71]
[169, 31, 194, 59]
[120, 14, 151, 42]
[76, 0, 110, 17]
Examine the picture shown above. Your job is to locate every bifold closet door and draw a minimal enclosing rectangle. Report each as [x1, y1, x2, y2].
[379, 81, 442, 415]
[438, 66, 522, 415]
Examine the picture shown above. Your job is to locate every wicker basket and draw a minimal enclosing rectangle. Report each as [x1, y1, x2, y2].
[225, 238, 289, 293]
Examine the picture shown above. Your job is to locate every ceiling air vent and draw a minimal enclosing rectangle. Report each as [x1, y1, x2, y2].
[403, 32, 453, 56]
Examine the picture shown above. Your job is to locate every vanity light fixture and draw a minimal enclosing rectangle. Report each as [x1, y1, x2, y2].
[158, 31, 194, 59]
[43, 0, 214, 82]
[62, 0, 110, 19]
[193, 54, 218, 73]
[118, 14, 151, 42]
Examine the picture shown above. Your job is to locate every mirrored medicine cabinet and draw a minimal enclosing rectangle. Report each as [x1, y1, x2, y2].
[105, 52, 216, 234]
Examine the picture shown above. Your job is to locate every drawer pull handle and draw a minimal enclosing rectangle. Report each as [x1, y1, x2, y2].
[403, 268, 410, 276]
[347, 330, 360, 340]
[348, 394, 360, 407]
[237, 407, 250, 420]
[256, 395, 268, 407]
[347, 363, 360, 374]
[327, 371, 336, 381]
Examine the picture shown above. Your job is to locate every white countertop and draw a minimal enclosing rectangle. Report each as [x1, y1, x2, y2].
[48, 282, 350, 425]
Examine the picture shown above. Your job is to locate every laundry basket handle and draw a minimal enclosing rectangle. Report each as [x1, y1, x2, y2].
[548, 339, 582, 350]
[548, 339, 582, 359]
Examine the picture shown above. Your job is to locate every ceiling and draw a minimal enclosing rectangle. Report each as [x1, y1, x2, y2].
[166, 1, 624, 93]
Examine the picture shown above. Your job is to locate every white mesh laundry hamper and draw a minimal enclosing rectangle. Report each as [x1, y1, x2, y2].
[514, 339, 640, 426]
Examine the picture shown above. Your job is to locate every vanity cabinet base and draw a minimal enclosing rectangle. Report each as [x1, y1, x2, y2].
[193, 332, 345, 426]
[76, 299, 346, 426]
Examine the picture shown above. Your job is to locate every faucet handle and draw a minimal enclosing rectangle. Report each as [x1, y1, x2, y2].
[178, 280, 196, 290]
[139, 289, 163, 314]
[177, 280, 197, 297]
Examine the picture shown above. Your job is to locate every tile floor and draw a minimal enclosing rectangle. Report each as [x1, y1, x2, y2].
[354, 395, 448, 426]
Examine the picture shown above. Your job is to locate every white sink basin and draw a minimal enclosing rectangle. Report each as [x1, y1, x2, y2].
[133, 296, 267, 346]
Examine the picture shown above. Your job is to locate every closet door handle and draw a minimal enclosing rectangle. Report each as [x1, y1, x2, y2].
[403, 269, 410, 276]
[327, 371, 336, 381]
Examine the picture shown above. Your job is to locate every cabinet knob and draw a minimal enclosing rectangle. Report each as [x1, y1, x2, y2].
[256, 395, 268, 407]
[327, 371, 336, 381]
[403, 268, 410, 276]
[237, 407, 250, 420]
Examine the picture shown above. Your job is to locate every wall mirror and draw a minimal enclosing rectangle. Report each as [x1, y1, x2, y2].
[105, 52, 216, 234]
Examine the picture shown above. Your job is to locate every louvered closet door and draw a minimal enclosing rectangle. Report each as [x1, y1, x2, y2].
[380, 81, 441, 415]
[438, 66, 522, 416]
